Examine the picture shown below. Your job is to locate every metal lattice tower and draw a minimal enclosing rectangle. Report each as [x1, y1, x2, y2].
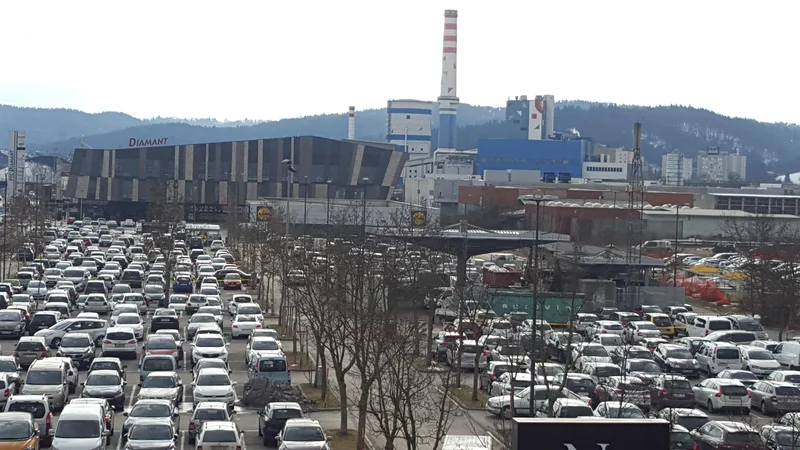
[625, 123, 645, 291]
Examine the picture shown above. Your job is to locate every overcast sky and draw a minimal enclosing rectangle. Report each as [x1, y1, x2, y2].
[1, 1, 795, 124]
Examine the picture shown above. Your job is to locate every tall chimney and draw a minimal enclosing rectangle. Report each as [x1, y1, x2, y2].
[348, 106, 355, 139]
[633, 122, 642, 151]
[436, 9, 459, 151]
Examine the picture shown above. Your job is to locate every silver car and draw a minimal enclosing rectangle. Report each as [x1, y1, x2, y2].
[187, 314, 218, 340]
[192, 367, 237, 410]
[121, 399, 180, 440]
[83, 293, 111, 314]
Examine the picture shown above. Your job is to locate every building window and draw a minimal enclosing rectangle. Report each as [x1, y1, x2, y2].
[406, 115, 411, 119]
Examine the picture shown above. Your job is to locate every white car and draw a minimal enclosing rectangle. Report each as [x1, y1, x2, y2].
[235, 303, 263, 320]
[76, 312, 100, 319]
[167, 294, 188, 312]
[245, 337, 283, 365]
[101, 327, 138, 359]
[589, 320, 625, 336]
[114, 313, 144, 340]
[120, 293, 147, 315]
[624, 321, 662, 343]
[228, 294, 253, 316]
[572, 343, 614, 371]
[249, 328, 282, 350]
[739, 345, 781, 376]
[110, 304, 140, 326]
[197, 306, 223, 327]
[191, 334, 229, 367]
[83, 293, 112, 314]
[692, 378, 751, 414]
[137, 371, 183, 406]
[196, 421, 244, 450]
[192, 367, 237, 410]
[232, 314, 263, 338]
[209, 240, 224, 252]
[490, 372, 532, 397]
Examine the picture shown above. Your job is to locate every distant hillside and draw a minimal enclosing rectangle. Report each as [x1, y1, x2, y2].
[4, 102, 799, 181]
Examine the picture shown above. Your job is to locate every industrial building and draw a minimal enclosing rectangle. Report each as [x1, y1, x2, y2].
[475, 138, 593, 181]
[505, 95, 555, 140]
[64, 136, 407, 220]
[386, 99, 433, 180]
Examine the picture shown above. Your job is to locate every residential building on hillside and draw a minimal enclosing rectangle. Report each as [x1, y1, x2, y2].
[696, 148, 746, 182]
[661, 152, 693, 186]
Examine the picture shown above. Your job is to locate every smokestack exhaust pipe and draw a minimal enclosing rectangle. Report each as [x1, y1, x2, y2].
[348, 106, 355, 140]
[633, 122, 641, 151]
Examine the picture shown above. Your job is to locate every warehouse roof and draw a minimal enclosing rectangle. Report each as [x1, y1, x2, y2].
[642, 208, 800, 219]
[540, 242, 665, 267]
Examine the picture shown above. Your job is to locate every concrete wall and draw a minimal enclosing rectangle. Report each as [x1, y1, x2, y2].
[246, 198, 440, 228]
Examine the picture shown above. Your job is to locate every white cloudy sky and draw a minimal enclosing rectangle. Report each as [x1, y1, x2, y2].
[1, 1, 795, 123]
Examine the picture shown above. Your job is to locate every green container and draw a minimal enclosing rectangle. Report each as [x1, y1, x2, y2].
[481, 288, 586, 326]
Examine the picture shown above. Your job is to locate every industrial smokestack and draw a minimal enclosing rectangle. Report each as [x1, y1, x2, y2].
[437, 9, 459, 151]
[633, 122, 642, 151]
[348, 106, 355, 139]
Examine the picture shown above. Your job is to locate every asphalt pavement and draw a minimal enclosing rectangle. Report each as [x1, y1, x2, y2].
[0, 284, 336, 450]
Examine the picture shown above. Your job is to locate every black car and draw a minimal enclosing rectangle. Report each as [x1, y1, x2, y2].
[650, 374, 695, 410]
[259, 403, 305, 446]
[151, 309, 180, 332]
[653, 344, 701, 378]
[690, 421, 767, 450]
[144, 284, 167, 308]
[89, 357, 127, 380]
[80, 369, 126, 411]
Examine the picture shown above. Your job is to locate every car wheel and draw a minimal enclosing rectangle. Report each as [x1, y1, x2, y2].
[50, 337, 61, 349]
[707, 400, 715, 413]
[743, 408, 750, 415]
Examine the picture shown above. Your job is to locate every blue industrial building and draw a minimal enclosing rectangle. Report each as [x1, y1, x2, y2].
[475, 139, 594, 180]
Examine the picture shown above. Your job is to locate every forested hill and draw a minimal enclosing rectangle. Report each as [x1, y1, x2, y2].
[5, 102, 800, 181]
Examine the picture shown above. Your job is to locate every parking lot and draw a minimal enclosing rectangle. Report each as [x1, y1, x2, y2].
[3, 289, 326, 450]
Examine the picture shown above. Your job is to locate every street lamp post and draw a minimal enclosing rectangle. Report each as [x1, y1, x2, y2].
[303, 176, 308, 235]
[518, 193, 557, 417]
[282, 159, 295, 237]
[360, 177, 369, 237]
[326, 180, 333, 227]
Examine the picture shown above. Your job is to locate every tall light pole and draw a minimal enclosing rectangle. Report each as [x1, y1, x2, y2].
[360, 177, 369, 237]
[303, 176, 308, 235]
[282, 159, 295, 237]
[519, 193, 556, 417]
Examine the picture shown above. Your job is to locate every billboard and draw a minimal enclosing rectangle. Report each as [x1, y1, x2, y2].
[512, 418, 670, 450]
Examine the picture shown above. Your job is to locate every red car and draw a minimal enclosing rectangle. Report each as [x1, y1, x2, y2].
[223, 273, 242, 290]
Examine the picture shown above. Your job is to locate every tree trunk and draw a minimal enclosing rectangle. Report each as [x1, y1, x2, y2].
[356, 389, 369, 450]
[411, 298, 420, 357]
[424, 309, 435, 367]
[337, 379, 349, 434]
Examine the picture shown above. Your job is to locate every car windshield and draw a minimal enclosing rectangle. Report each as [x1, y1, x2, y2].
[638, 322, 658, 330]
[129, 423, 173, 440]
[666, 349, 693, 359]
[534, 365, 565, 377]
[197, 374, 231, 386]
[86, 374, 120, 386]
[233, 296, 251, 304]
[619, 381, 648, 392]
[189, 296, 207, 303]
[566, 378, 595, 394]
[730, 371, 758, 380]
[0, 421, 32, 440]
[44, 269, 61, 276]
[130, 403, 171, 418]
[0, 361, 17, 372]
[726, 432, 763, 445]
[170, 296, 188, 304]
[665, 380, 692, 390]
[142, 376, 176, 388]
[599, 336, 622, 346]
[716, 348, 740, 359]
[606, 406, 645, 418]
[777, 386, 800, 396]
[56, 420, 100, 438]
[594, 366, 621, 377]
[203, 429, 237, 442]
[238, 306, 261, 315]
[676, 416, 709, 431]
[582, 346, 609, 357]
[499, 346, 524, 356]
[252, 340, 280, 351]
[560, 406, 593, 418]
[145, 286, 163, 294]
[0, 311, 19, 322]
[7, 402, 45, 418]
[200, 307, 221, 315]
[62, 336, 91, 347]
[748, 350, 774, 360]
[192, 316, 215, 323]
[630, 361, 661, 372]
[196, 337, 224, 347]
[652, 317, 671, 327]
[91, 361, 120, 372]
[195, 409, 227, 421]
[142, 359, 174, 372]
[283, 426, 325, 442]
[147, 338, 176, 349]
[776, 432, 800, 447]
[736, 319, 764, 331]
[154, 310, 176, 317]
[117, 315, 140, 325]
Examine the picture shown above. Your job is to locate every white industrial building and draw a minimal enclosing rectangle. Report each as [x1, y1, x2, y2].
[386, 99, 433, 179]
[661, 152, 693, 186]
[403, 148, 476, 179]
[403, 175, 482, 215]
[643, 206, 800, 240]
[505, 94, 556, 140]
[582, 162, 628, 181]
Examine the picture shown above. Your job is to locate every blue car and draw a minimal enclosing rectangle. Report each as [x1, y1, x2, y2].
[173, 276, 193, 293]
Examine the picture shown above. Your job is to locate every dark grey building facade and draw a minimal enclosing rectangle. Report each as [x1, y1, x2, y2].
[65, 136, 407, 207]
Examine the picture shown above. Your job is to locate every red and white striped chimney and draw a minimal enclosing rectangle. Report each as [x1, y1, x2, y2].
[348, 106, 355, 139]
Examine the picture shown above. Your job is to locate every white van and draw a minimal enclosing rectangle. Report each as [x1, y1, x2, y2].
[52, 403, 110, 448]
[695, 342, 741, 375]
[773, 341, 800, 370]
[688, 315, 732, 337]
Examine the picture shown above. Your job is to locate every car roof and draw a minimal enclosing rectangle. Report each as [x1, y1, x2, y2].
[92, 357, 122, 364]
[658, 344, 685, 350]
[195, 401, 228, 410]
[144, 370, 178, 377]
[197, 367, 229, 376]
[0, 412, 34, 422]
[648, 312, 669, 317]
[8, 394, 48, 403]
[87, 370, 120, 378]
[63, 332, 92, 339]
[714, 379, 747, 385]
[659, 408, 707, 417]
[19, 336, 46, 342]
[764, 381, 796, 387]
[714, 421, 756, 432]
[132, 399, 173, 406]
[555, 398, 588, 407]
[202, 421, 237, 430]
[61, 403, 104, 419]
[107, 326, 135, 333]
